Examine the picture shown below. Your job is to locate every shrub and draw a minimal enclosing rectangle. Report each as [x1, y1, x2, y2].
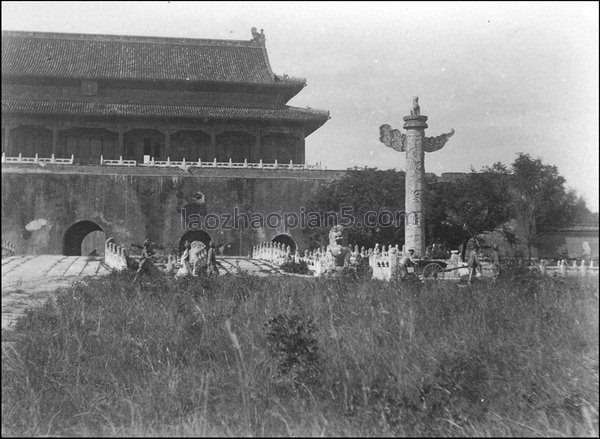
[279, 260, 310, 275]
[265, 313, 323, 388]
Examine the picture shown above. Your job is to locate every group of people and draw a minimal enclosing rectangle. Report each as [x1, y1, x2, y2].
[396, 243, 501, 283]
[132, 238, 220, 282]
[177, 239, 220, 278]
[133, 236, 503, 283]
[467, 244, 501, 283]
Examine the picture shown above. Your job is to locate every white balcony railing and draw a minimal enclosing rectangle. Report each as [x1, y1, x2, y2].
[100, 156, 137, 166]
[2, 153, 324, 170]
[2, 153, 74, 164]
[105, 156, 324, 170]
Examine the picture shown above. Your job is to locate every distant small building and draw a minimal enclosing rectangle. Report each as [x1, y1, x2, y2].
[1, 30, 330, 165]
[438, 172, 469, 183]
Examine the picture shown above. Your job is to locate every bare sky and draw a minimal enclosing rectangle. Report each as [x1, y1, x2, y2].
[2, 1, 598, 211]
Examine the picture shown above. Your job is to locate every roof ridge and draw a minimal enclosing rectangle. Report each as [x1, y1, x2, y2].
[1, 30, 260, 48]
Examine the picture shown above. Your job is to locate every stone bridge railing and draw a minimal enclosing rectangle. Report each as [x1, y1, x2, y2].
[2, 239, 16, 258]
[252, 242, 294, 266]
[252, 241, 373, 277]
[252, 241, 468, 280]
[368, 244, 401, 281]
[104, 238, 128, 271]
[2, 153, 74, 165]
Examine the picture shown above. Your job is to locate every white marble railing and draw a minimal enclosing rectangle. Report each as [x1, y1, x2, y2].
[102, 156, 324, 170]
[253, 241, 600, 280]
[2, 153, 74, 164]
[1, 239, 16, 257]
[252, 241, 293, 266]
[2, 153, 324, 170]
[368, 244, 401, 281]
[536, 258, 598, 277]
[104, 237, 128, 271]
[252, 241, 372, 277]
[100, 156, 137, 166]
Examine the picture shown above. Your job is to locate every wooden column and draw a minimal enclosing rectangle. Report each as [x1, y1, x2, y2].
[3, 125, 11, 156]
[164, 129, 171, 160]
[299, 137, 306, 164]
[52, 127, 59, 157]
[118, 127, 125, 159]
[254, 131, 262, 163]
[209, 131, 218, 161]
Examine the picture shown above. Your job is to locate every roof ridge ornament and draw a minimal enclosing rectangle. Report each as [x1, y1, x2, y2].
[251, 27, 266, 46]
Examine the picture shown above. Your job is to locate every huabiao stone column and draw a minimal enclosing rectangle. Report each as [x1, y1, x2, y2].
[379, 97, 455, 257]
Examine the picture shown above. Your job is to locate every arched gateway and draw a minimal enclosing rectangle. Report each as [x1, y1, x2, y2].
[272, 234, 297, 253]
[179, 230, 212, 253]
[63, 220, 105, 256]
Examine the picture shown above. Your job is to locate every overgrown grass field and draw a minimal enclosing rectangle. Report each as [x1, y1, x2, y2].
[2, 270, 598, 436]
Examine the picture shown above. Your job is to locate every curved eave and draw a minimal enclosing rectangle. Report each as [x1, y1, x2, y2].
[2, 98, 330, 134]
[1, 73, 307, 104]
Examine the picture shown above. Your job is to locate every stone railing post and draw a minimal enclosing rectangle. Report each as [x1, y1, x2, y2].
[104, 237, 128, 271]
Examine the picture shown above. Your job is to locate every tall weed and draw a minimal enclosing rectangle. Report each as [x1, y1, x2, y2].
[2, 270, 598, 436]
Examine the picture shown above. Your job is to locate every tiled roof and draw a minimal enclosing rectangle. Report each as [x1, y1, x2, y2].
[1, 31, 306, 87]
[2, 98, 330, 132]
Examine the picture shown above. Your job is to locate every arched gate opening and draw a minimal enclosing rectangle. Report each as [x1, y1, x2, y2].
[272, 234, 297, 253]
[179, 230, 212, 253]
[63, 220, 105, 256]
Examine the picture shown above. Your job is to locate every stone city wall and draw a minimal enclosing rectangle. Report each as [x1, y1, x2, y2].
[1, 165, 346, 256]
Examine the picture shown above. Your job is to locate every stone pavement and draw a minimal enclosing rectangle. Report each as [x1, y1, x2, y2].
[217, 256, 289, 276]
[1, 255, 291, 334]
[2, 255, 111, 332]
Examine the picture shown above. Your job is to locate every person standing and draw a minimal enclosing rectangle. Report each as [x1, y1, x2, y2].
[398, 248, 417, 279]
[490, 244, 501, 279]
[207, 240, 220, 277]
[467, 244, 481, 284]
[133, 239, 153, 282]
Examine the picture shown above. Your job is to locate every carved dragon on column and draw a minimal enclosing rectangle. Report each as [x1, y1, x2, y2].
[379, 125, 454, 153]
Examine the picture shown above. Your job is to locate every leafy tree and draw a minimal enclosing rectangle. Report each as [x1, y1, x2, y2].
[302, 167, 405, 249]
[511, 153, 591, 261]
[427, 162, 513, 259]
[303, 159, 594, 260]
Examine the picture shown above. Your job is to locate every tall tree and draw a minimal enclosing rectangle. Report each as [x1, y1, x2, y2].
[303, 159, 593, 259]
[302, 168, 405, 249]
[427, 162, 513, 259]
[511, 153, 587, 261]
